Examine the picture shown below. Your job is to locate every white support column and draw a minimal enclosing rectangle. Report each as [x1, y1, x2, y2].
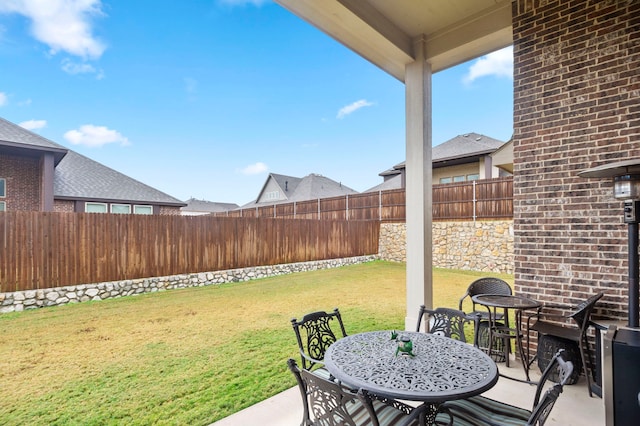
[404, 36, 433, 331]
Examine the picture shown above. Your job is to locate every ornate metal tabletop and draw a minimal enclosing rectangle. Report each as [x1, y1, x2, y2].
[471, 294, 541, 311]
[324, 331, 498, 402]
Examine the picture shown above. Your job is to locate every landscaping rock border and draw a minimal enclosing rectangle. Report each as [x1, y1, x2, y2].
[0, 255, 378, 314]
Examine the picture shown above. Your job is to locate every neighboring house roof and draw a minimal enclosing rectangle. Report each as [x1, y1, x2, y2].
[0, 116, 184, 206]
[364, 174, 403, 192]
[432, 133, 505, 165]
[54, 150, 184, 205]
[367, 133, 508, 192]
[181, 198, 239, 214]
[0, 116, 68, 165]
[268, 173, 303, 196]
[245, 172, 358, 207]
[376, 133, 507, 176]
[286, 173, 357, 201]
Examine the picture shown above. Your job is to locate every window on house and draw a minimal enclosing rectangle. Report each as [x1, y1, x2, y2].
[467, 174, 480, 181]
[0, 201, 5, 212]
[85, 202, 108, 213]
[0, 178, 5, 197]
[134, 205, 153, 215]
[265, 191, 279, 200]
[453, 175, 465, 182]
[111, 204, 131, 214]
[439, 177, 452, 184]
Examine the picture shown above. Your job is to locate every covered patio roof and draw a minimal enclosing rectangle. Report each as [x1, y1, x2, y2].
[274, 0, 513, 80]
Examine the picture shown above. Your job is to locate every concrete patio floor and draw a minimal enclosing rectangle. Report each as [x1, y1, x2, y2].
[212, 356, 605, 426]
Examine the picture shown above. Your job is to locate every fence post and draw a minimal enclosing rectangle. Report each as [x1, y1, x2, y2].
[346, 194, 349, 221]
[379, 190, 382, 221]
[294, 201, 296, 219]
[472, 180, 477, 222]
[273, 204, 276, 218]
[318, 199, 320, 220]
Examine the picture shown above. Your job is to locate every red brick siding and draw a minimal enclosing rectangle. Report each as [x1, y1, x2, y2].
[54, 200, 75, 212]
[0, 154, 41, 211]
[512, 0, 640, 320]
[159, 205, 182, 215]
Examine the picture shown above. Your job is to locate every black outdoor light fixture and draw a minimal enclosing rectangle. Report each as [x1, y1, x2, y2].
[579, 159, 640, 328]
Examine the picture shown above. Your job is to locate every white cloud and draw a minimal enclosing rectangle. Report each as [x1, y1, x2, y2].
[464, 46, 513, 84]
[0, 92, 7, 106]
[19, 119, 46, 130]
[336, 99, 374, 119]
[239, 162, 268, 175]
[60, 58, 93, 73]
[18, 98, 32, 106]
[0, 0, 106, 59]
[64, 124, 130, 147]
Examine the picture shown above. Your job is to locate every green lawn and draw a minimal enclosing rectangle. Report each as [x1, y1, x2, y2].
[0, 261, 512, 425]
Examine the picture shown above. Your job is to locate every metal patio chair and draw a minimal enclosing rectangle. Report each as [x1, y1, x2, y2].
[416, 306, 480, 346]
[435, 349, 574, 426]
[291, 308, 348, 372]
[459, 277, 513, 361]
[287, 358, 435, 426]
[526, 292, 604, 397]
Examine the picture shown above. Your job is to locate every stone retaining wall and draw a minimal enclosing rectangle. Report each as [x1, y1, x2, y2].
[379, 220, 514, 274]
[0, 255, 377, 314]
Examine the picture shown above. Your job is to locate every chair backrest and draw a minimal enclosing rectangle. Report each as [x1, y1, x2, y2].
[569, 292, 604, 334]
[287, 358, 379, 426]
[416, 306, 480, 346]
[458, 277, 512, 311]
[528, 350, 574, 426]
[291, 308, 347, 370]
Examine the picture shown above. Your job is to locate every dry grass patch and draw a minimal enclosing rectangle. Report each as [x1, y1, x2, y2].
[0, 261, 512, 425]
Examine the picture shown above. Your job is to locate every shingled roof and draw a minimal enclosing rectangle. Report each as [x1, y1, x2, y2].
[181, 198, 239, 214]
[375, 133, 507, 178]
[0, 117, 184, 206]
[0, 116, 67, 164]
[432, 132, 504, 163]
[54, 150, 184, 205]
[243, 172, 357, 207]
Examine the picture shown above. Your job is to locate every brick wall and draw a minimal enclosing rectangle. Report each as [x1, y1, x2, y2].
[158, 205, 182, 215]
[512, 0, 640, 320]
[54, 200, 75, 213]
[0, 154, 41, 211]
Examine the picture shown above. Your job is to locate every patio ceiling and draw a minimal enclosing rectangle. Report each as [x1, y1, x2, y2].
[274, 0, 513, 81]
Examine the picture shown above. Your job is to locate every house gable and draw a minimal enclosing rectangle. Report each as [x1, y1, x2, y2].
[255, 173, 301, 204]
[250, 172, 357, 207]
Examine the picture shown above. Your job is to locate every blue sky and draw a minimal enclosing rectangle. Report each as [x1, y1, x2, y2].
[0, 0, 513, 206]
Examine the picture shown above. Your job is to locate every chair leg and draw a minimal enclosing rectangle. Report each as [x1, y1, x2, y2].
[579, 336, 594, 398]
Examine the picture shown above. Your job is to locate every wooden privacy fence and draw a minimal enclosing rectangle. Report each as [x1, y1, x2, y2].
[0, 213, 380, 293]
[215, 177, 513, 221]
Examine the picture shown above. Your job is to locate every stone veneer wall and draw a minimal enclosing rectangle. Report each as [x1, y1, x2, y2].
[379, 220, 514, 274]
[0, 255, 377, 313]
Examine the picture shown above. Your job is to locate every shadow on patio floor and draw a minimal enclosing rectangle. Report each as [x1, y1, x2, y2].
[211, 355, 605, 426]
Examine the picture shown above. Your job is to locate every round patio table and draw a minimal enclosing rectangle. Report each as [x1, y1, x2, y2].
[472, 294, 542, 382]
[324, 331, 498, 424]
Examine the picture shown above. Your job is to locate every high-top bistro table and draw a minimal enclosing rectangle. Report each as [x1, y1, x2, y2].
[472, 294, 542, 383]
[324, 330, 499, 425]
